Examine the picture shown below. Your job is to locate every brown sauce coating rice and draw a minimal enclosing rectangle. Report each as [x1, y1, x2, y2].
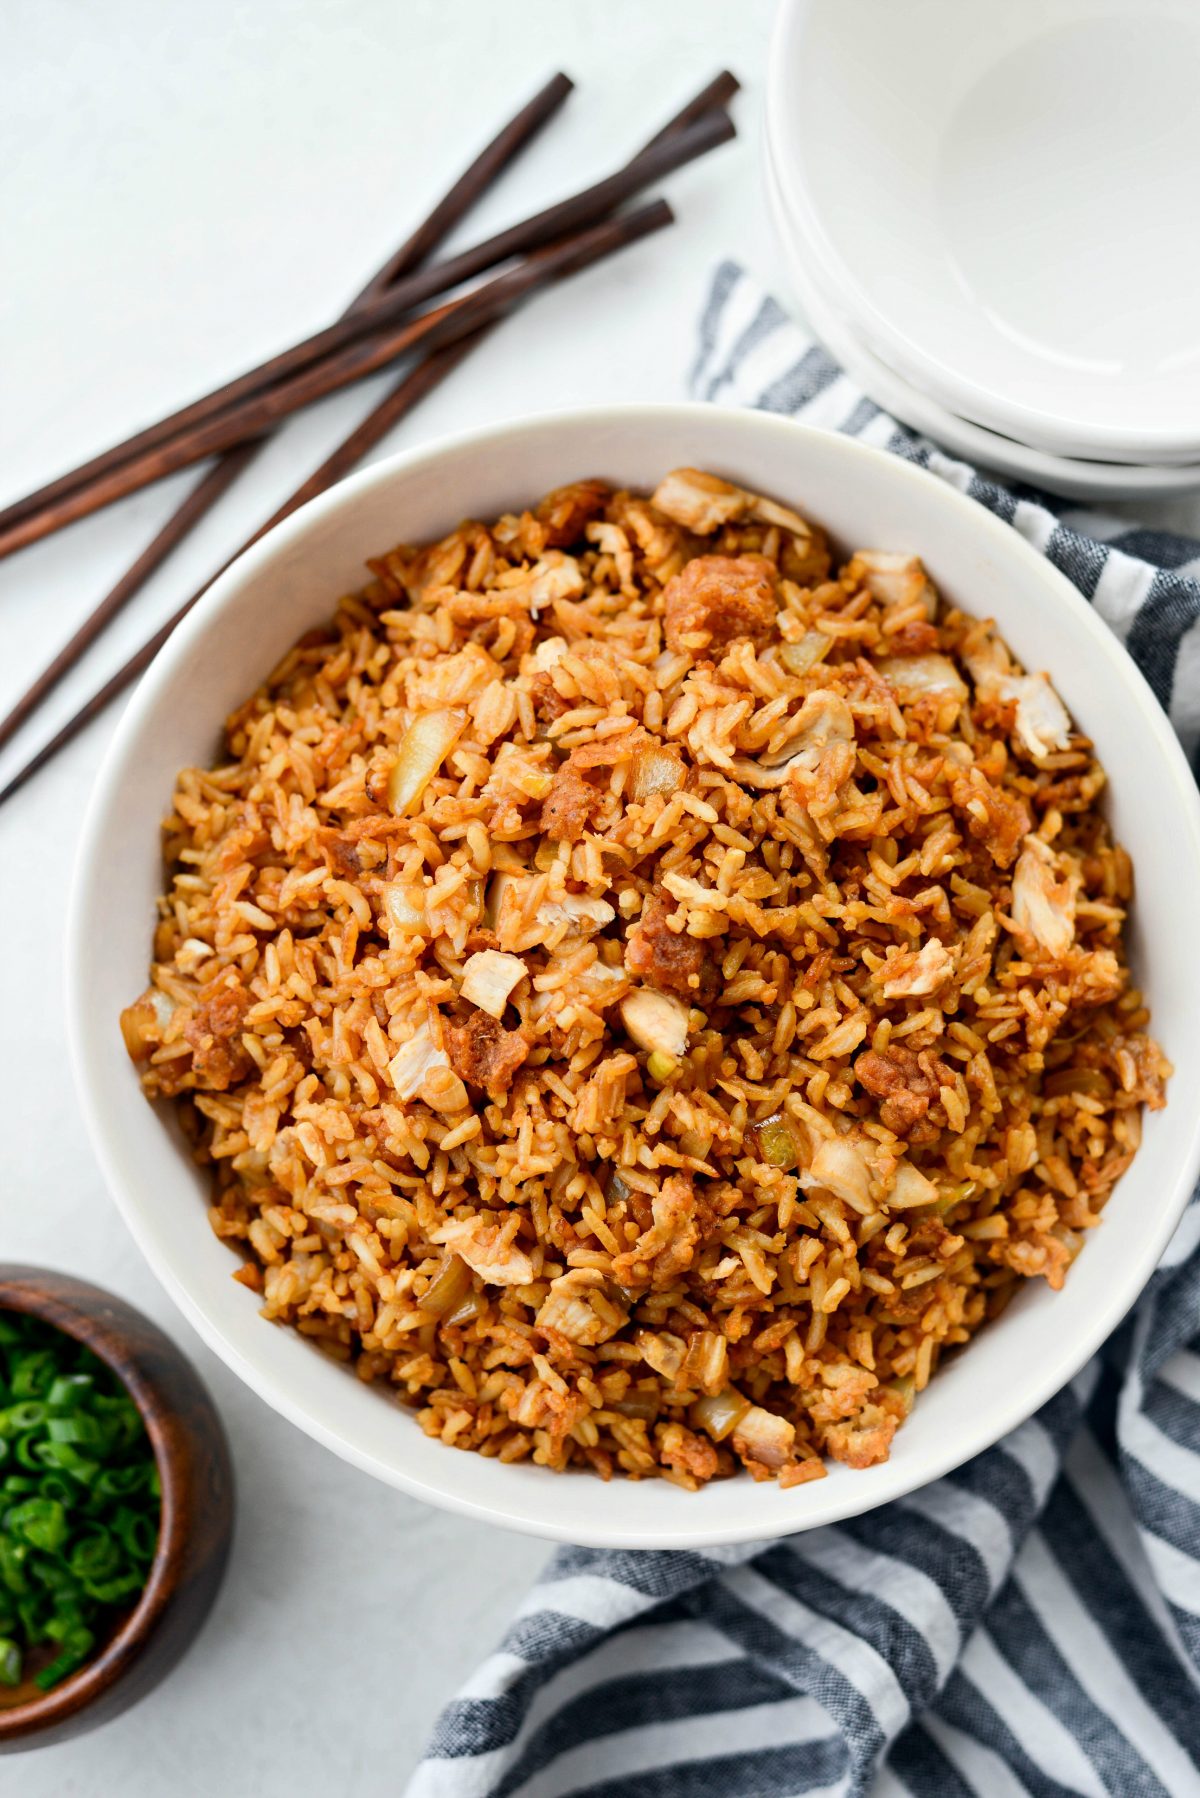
[121, 467, 1170, 1489]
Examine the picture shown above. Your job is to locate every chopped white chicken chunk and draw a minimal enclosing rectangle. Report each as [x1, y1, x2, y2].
[1010, 835, 1077, 959]
[535, 1268, 625, 1345]
[876, 654, 969, 733]
[652, 467, 747, 532]
[743, 689, 856, 803]
[798, 1133, 876, 1214]
[1010, 675, 1072, 760]
[459, 949, 527, 1018]
[522, 554, 584, 616]
[388, 1020, 450, 1100]
[963, 631, 1072, 759]
[878, 938, 955, 999]
[650, 466, 815, 547]
[731, 1406, 796, 1470]
[620, 989, 690, 1061]
[531, 634, 568, 671]
[847, 551, 937, 618]
[432, 1217, 535, 1287]
[491, 873, 615, 953]
[585, 519, 636, 586]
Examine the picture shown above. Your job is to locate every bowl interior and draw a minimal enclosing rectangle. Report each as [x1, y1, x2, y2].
[770, 0, 1200, 459]
[69, 405, 1200, 1546]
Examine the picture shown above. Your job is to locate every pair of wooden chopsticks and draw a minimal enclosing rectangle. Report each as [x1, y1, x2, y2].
[0, 70, 739, 807]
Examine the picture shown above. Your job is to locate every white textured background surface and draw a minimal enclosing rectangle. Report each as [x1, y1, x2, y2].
[3, 2, 1198, 1790]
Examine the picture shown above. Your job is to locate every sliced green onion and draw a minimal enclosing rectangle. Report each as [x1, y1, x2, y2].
[0, 1310, 160, 1691]
[5, 1499, 68, 1553]
[34, 1626, 94, 1692]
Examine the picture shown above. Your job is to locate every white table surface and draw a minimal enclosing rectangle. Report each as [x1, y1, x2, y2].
[3, 3, 1198, 1790]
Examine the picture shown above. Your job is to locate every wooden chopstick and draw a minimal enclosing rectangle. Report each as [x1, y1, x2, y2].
[0, 200, 674, 810]
[0, 70, 739, 807]
[0, 182, 703, 564]
[344, 72, 575, 305]
[0, 72, 575, 755]
[0, 108, 732, 559]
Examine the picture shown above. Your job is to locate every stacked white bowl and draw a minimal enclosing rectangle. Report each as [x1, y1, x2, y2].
[766, 0, 1200, 500]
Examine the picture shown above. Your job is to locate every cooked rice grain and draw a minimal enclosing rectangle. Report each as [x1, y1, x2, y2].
[121, 467, 1170, 1488]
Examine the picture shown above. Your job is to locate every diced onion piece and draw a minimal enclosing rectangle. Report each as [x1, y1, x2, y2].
[418, 1254, 472, 1315]
[484, 870, 514, 929]
[683, 1331, 729, 1396]
[780, 632, 831, 675]
[630, 745, 686, 804]
[621, 989, 689, 1060]
[1043, 1067, 1113, 1102]
[798, 1133, 875, 1214]
[637, 1329, 686, 1381]
[611, 1390, 660, 1422]
[388, 1020, 450, 1100]
[887, 1162, 939, 1209]
[387, 708, 467, 815]
[690, 1386, 752, 1442]
[460, 949, 526, 1018]
[752, 1113, 799, 1170]
[888, 1375, 917, 1417]
[445, 1290, 485, 1328]
[384, 882, 426, 935]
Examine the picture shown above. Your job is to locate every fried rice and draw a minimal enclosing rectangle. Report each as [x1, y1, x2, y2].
[120, 466, 1170, 1489]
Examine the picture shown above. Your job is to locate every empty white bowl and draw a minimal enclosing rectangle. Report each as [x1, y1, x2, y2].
[764, 142, 1200, 502]
[69, 405, 1200, 1547]
[768, 0, 1200, 465]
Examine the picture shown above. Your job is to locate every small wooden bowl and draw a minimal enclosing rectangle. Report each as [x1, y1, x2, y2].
[0, 1266, 234, 1750]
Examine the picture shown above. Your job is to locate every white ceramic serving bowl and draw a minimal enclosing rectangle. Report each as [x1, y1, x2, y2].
[69, 405, 1200, 1548]
[763, 142, 1200, 503]
[768, 0, 1200, 465]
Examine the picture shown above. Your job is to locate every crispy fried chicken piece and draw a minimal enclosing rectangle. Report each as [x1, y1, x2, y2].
[661, 554, 777, 656]
[855, 1042, 955, 1136]
[183, 968, 251, 1090]
[445, 1011, 529, 1093]
[949, 768, 1031, 869]
[660, 1425, 720, 1483]
[532, 479, 611, 551]
[540, 761, 598, 843]
[623, 890, 708, 998]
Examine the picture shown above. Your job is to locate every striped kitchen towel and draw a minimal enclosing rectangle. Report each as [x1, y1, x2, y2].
[409, 265, 1200, 1798]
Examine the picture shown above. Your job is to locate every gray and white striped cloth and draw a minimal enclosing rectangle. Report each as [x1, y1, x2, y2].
[409, 265, 1200, 1798]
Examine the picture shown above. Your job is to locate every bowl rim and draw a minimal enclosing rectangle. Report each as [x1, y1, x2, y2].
[767, 0, 1200, 464]
[67, 401, 1200, 1547]
[0, 1268, 189, 1740]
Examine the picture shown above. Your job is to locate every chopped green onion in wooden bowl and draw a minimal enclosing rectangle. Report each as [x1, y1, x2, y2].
[0, 1313, 160, 1696]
